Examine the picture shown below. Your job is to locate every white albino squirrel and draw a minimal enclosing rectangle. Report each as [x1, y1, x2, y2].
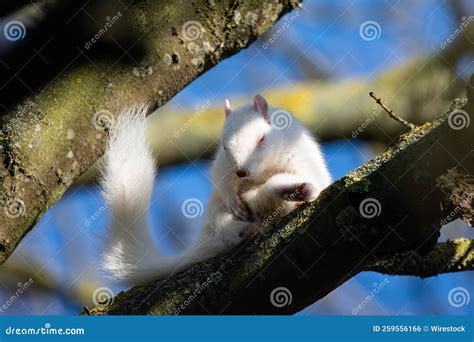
[101, 95, 331, 287]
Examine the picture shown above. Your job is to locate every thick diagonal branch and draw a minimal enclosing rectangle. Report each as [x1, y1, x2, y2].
[86, 79, 473, 315]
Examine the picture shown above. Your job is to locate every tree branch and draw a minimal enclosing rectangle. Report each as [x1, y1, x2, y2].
[85, 78, 473, 315]
[0, 0, 302, 264]
[369, 91, 415, 130]
[365, 238, 474, 278]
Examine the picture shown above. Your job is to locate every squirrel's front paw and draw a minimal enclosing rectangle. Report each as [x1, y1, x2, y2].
[227, 194, 253, 221]
[279, 182, 318, 202]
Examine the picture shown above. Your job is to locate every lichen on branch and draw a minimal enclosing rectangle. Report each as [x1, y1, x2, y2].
[365, 238, 474, 278]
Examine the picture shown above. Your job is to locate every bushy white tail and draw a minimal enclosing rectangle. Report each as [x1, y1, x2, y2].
[100, 106, 248, 287]
[101, 105, 188, 287]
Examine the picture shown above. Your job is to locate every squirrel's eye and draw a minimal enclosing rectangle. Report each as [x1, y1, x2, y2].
[257, 135, 265, 146]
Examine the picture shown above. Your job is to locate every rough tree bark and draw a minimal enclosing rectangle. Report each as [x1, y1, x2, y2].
[85, 79, 473, 315]
[367, 238, 474, 278]
[0, 0, 302, 263]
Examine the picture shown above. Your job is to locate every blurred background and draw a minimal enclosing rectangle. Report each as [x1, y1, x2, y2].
[0, 0, 473, 315]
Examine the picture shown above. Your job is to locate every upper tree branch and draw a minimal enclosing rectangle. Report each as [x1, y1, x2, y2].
[86, 78, 473, 315]
[0, 0, 302, 263]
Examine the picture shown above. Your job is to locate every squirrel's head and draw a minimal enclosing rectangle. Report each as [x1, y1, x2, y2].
[221, 94, 278, 178]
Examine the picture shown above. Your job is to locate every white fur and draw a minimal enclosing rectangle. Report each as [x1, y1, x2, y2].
[101, 98, 331, 287]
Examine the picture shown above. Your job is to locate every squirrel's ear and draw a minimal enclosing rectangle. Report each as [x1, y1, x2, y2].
[224, 99, 233, 117]
[253, 94, 270, 122]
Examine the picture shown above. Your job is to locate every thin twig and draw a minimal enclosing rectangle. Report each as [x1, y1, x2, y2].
[369, 91, 416, 130]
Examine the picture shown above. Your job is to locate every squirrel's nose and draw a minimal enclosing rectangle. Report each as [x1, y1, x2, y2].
[236, 169, 248, 178]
